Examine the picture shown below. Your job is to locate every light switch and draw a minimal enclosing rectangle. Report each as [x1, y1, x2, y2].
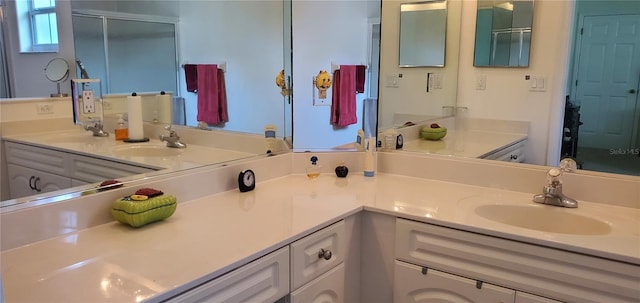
[386, 74, 399, 88]
[529, 75, 547, 92]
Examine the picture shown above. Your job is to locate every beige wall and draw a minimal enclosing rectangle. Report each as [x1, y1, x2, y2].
[457, 0, 574, 166]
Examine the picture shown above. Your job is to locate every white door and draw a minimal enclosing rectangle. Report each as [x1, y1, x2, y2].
[393, 261, 516, 303]
[574, 14, 640, 149]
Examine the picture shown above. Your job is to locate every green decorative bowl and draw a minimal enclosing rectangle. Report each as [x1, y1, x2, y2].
[421, 126, 447, 140]
[112, 195, 177, 227]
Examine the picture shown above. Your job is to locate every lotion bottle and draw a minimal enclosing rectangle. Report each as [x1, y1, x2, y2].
[364, 137, 375, 177]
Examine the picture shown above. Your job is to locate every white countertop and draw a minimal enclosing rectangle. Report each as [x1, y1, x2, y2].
[1, 173, 638, 302]
[2, 130, 257, 171]
[400, 130, 527, 158]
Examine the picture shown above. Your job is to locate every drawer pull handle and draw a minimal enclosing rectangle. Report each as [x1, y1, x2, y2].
[318, 248, 332, 260]
[33, 177, 42, 192]
[29, 176, 36, 190]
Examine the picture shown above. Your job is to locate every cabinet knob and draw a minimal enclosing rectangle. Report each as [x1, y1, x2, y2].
[318, 248, 332, 260]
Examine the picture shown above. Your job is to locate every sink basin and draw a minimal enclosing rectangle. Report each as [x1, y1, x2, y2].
[112, 145, 183, 157]
[475, 204, 611, 235]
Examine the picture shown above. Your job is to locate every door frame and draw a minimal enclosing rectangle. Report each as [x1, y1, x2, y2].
[569, 12, 640, 150]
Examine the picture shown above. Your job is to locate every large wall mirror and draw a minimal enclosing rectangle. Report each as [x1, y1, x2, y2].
[399, 0, 447, 67]
[473, 0, 533, 67]
[0, 0, 292, 206]
[379, 0, 461, 130]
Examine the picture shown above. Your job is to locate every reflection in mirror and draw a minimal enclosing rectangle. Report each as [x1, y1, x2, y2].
[0, 0, 293, 207]
[44, 58, 70, 97]
[399, 0, 447, 67]
[474, 0, 533, 67]
[72, 12, 178, 95]
[379, 0, 461, 131]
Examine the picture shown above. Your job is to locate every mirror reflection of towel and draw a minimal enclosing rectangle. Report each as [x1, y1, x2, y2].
[331, 65, 358, 127]
[184, 64, 198, 93]
[356, 65, 366, 93]
[196, 64, 228, 125]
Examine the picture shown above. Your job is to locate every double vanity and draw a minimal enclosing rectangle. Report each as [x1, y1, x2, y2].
[1, 151, 638, 303]
[2, 127, 260, 201]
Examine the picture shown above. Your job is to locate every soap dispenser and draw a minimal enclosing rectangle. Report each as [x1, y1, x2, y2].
[307, 156, 321, 179]
[114, 114, 129, 141]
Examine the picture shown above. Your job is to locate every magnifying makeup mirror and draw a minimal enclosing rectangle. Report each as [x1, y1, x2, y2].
[44, 58, 70, 97]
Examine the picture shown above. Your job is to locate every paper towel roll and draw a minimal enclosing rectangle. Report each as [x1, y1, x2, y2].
[127, 94, 144, 140]
[156, 92, 172, 124]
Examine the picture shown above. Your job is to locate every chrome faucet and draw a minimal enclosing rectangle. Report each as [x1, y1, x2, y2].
[159, 125, 186, 148]
[84, 121, 109, 137]
[533, 158, 578, 208]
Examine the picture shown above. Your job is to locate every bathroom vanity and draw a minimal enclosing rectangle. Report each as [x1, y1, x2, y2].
[1, 163, 638, 303]
[2, 129, 258, 200]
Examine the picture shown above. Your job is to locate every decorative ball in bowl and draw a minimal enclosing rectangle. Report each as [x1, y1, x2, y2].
[421, 123, 447, 141]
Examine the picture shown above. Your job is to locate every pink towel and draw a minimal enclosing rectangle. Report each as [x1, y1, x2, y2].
[330, 65, 357, 127]
[196, 64, 228, 125]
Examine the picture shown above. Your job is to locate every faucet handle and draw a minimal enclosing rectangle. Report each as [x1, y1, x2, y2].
[164, 124, 173, 132]
[559, 158, 577, 172]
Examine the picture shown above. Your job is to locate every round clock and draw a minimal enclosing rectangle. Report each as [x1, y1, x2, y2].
[238, 169, 256, 192]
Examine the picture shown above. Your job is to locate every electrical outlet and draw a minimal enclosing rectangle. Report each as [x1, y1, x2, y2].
[82, 90, 96, 114]
[36, 103, 53, 115]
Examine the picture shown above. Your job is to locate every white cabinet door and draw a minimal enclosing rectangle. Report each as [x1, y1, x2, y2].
[516, 292, 564, 303]
[68, 155, 155, 183]
[165, 246, 289, 303]
[7, 164, 71, 199]
[394, 260, 515, 303]
[291, 263, 344, 303]
[291, 220, 345, 290]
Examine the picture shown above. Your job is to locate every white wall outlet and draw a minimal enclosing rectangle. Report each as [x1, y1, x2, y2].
[36, 103, 53, 115]
[476, 74, 487, 90]
[82, 90, 96, 113]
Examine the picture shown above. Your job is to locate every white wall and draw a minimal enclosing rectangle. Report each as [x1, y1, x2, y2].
[178, 0, 286, 137]
[456, 0, 573, 166]
[3, 0, 76, 98]
[292, 0, 371, 150]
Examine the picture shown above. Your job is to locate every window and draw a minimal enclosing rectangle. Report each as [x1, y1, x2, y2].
[16, 0, 59, 52]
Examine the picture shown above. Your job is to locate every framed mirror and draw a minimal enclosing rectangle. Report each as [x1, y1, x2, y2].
[399, 0, 447, 67]
[0, 0, 292, 207]
[473, 0, 534, 67]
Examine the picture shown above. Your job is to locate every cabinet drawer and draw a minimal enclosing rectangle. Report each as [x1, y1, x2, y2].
[482, 140, 526, 162]
[394, 260, 515, 303]
[5, 142, 67, 175]
[68, 155, 154, 183]
[516, 292, 564, 303]
[166, 246, 289, 303]
[290, 262, 345, 303]
[291, 220, 345, 290]
[395, 218, 640, 303]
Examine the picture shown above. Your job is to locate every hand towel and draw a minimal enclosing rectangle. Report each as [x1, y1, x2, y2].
[356, 65, 366, 93]
[330, 65, 358, 127]
[196, 64, 228, 125]
[184, 64, 198, 93]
